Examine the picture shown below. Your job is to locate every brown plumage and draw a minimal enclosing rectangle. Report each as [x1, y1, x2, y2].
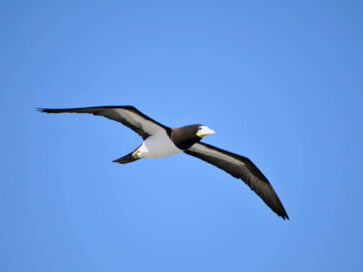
[38, 105, 289, 220]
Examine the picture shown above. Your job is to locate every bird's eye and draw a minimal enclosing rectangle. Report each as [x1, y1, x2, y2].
[198, 127, 203, 131]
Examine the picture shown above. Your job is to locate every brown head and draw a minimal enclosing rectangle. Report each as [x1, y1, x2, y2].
[171, 124, 215, 150]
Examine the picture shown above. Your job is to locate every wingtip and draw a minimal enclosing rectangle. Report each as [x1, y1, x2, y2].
[37, 108, 50, 113]
[37, 108, 60, 113]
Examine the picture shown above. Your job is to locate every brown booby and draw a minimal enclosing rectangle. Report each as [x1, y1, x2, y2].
[38, 106, 289, 220]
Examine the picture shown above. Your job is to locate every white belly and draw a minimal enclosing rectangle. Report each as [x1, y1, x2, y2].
[138, 133, 182, 158]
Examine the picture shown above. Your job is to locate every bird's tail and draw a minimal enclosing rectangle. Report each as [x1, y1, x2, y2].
[112, 146, 141, 164]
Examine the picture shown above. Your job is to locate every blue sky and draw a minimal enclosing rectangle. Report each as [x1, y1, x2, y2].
[1, 0, 362, 271]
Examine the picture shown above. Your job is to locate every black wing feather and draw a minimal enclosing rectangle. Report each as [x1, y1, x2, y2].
[185, 142, 289, 220]
[38, 106, 170, 139]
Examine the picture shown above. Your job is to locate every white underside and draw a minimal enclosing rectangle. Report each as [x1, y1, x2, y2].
[138, 133, 183, 158]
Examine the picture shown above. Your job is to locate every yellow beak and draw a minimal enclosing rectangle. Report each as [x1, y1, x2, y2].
[196, 126, 216, 138]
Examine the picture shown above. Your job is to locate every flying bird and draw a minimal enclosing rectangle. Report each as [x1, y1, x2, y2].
[38, 106, 289, 220]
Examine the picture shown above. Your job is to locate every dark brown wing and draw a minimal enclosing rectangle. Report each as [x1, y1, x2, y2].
[185, 142, 289, 220]
[38, 106, 170, 139]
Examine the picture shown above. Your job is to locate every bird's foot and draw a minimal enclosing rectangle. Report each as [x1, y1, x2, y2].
[132, 148, 140, 159]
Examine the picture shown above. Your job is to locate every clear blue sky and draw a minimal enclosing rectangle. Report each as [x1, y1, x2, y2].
[1, 1, 362, 271]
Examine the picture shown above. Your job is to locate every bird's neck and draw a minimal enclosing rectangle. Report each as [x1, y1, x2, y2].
[171, 128, 201, 150]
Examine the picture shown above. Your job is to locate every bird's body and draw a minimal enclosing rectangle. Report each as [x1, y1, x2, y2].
[39, 105, 289, 220]
[138, 133, 182, 158]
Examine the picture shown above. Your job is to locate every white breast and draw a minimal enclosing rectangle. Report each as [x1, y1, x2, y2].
[138, 133, 182, 158]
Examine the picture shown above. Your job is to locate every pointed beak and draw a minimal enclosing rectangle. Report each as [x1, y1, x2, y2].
[204, 127, 215, 135]
[196, 126, 216, 137]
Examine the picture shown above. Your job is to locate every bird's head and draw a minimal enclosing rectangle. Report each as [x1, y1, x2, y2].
[171, 124, 216, 150]
[195, 125, 215, 138]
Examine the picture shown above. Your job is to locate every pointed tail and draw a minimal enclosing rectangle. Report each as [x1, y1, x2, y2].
[113, 146, 141, 164]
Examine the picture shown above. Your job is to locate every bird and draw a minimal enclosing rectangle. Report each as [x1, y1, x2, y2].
[38, 105, 289, 220]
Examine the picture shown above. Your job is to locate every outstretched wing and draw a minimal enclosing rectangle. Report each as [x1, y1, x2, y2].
[38, 106, 170, 139]
[185, 142, 289, 219]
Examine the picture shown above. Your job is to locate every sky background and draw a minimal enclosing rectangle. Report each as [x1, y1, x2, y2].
[1, 0, 363, 271]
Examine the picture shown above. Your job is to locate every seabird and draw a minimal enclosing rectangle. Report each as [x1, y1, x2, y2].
[39, 106, 289, 220]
